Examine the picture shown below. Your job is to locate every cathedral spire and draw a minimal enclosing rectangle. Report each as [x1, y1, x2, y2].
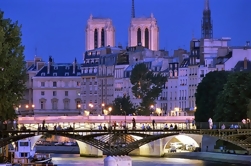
[131, 0, 135, 18]
[201, 0, 213, 39]
[204, 0, 209, 10]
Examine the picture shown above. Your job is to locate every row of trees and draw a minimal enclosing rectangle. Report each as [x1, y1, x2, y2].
[195, 71, 251, 122]
[110, 63, 167, 115]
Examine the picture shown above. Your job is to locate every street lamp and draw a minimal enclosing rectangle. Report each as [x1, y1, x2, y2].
[102, 103, 105, 115]
[108, 107, 112, 128]
[150, 105, 154, 116]
[89, 103, 94, 115]
[108, 106, 112, 154]
[78, 104, 81, 115]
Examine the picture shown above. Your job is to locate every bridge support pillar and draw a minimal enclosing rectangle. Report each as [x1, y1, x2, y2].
[76, 140, 103, 157]
[133, 139, 164, 157]
[201, 135, 218, 152]
[151, 138, 164, 156]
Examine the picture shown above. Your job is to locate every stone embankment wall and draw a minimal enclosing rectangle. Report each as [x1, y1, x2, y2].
[36, 146, 79, 154]
[164, 152, 251, 164]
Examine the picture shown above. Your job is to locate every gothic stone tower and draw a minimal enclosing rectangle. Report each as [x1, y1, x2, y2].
[128, 0, 159, 51]
[85, 15, 115, 51]
[201, 0, 213, 39]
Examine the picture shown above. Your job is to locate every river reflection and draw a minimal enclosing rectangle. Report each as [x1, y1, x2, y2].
[51, 154, 248, 166]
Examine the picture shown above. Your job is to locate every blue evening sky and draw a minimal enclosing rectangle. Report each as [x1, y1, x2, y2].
[0, 0, 251, 62]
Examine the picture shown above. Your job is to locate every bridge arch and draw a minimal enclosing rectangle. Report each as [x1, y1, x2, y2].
[162, 134, 201, 152]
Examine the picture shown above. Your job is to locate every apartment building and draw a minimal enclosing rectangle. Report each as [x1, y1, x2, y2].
[32, 57, 82, 116]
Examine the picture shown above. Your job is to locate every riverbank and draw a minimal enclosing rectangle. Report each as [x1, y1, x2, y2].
[164, 152, 251, 164]
[36, 146, 251, 164]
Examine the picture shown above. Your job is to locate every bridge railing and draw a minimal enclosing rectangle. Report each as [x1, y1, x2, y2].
[195, 122, 246, 129]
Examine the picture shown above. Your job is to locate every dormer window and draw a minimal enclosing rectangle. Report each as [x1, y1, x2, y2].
[77, 72, 81, 76]
[65, 66, 69, 70]
[53, 73, 57, 76]
[41, 73, 45, 76]
[65, 72, 69, 76]
[54, 66, 58, 70]
[94, 68, 97, 73]
[84, 68, 88, 73]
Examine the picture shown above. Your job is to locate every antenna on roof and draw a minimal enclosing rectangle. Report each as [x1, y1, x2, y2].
[35, 47, 37, 56]
[131, 0, 135, 18]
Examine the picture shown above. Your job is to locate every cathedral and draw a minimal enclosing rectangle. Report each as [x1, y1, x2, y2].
[85, 0, 159, 51]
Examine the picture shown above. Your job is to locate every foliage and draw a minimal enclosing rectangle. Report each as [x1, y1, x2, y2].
[214, 72, 251, 122]
[0, 11, 27, 120]
[130, 63, 167, 115]
[195, 71, 230, 122]
[111, 95, 136, 115]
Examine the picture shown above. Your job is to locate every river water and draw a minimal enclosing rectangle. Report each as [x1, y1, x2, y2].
[51, 154, 248, 166]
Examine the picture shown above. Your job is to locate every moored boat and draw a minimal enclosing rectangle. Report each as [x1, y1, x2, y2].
[11, 138, 56, 166]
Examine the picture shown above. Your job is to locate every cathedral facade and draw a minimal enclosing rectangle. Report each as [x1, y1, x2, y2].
[85, 0, 159, 51]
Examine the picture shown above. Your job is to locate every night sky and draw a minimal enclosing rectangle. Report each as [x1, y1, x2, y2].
[1, 0, 251, 62]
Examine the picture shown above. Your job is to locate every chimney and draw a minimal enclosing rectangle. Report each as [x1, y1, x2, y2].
[47, 56, 52, 74]
[73, 57, 77, 74]
[244, 57, 248, 70]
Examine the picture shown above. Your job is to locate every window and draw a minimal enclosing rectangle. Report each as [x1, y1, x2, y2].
[53, 82, 57, 87]
[40, 91, 45, 96]
[94, 29, 98, 48]
[65, 72, 69, 76]
[64, 101, 69, 109]
[137, 28, 141, 45]
[77, 82, 80, 86]
[101, 28, 105, 47]
[40, 101, 44, 109]
[53, 73, 57, 76]
[20, 142, 29, 146]
[65, 66, 69, 70]
[53, 91, 57, 96]
[54, 66, 58, 70]
[41, 73, 45, 76]
[20, 153, 28, 157]
[52, 101, 57, 109]
[65, 91, 68, 96]
[41, 82, 45, 87]
[145, 28, 149, 49]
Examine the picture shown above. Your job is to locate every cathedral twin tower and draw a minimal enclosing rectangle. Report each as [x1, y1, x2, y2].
[85, 0, 159, 51]
[85, 0, 213, 51]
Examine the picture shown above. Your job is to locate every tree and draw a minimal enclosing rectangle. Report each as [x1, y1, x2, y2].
[130, 63, 167, 115]
[111, 95, 136, 115]
[0, 11, 27, 121]
[214, 72, 251, 122]
[195, 71, 230, 122]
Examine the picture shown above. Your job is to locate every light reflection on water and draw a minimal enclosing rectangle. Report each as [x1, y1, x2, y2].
[51, 154, 247, 166]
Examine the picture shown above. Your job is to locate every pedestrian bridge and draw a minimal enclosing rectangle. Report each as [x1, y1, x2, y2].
[2, 129, 251, 156]
[17, 115, 195, 131]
